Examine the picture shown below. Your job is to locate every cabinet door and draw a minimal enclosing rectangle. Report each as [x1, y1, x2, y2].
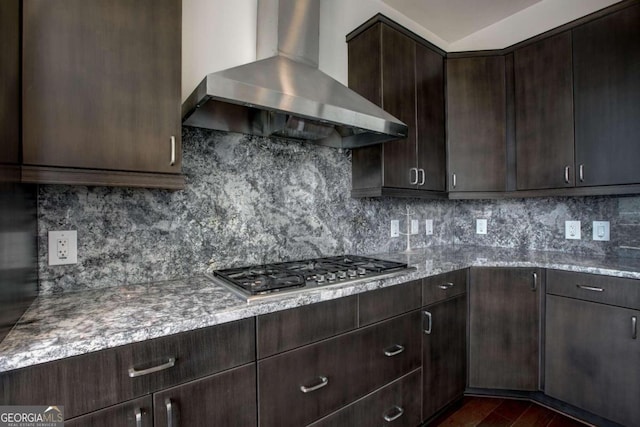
[154, 363, 257, 427]
[422, 294, 466, 421]
[545, 295, 640, 426]
[0, 0, 19, 165]
[416, 43, 446, 192]
[469, 267, 541, 390]
[22, 0, 181, 174]
[380, 24, 417, 189]
[515, 32, 574, 190]
[447, 56, 506, 192]
[573, 4, 640, 187]
[65, 396, 152, 427]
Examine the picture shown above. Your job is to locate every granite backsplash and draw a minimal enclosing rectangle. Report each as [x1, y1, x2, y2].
[37, 128, 640, 294]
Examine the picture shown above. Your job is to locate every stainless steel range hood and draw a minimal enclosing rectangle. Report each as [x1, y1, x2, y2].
[181, 0, 408, 149]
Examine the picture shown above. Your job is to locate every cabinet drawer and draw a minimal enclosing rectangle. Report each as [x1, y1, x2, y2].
[257, 296, 357, 358]
[258, 310, 421, 427]
[154, 363, 257, 427]
[547, 269, 640, 310]
[308, 369, 422, 427]
[358, 280, 422, 326]
[0, 318, 255, 418]
[65, 396, 152, 427]
[423, 269, 467, 305]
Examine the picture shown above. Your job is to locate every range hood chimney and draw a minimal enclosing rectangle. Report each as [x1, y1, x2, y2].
[181, 0, 408, 149]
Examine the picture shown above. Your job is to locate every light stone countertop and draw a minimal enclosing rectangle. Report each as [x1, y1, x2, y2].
[2, 246, 640, 373]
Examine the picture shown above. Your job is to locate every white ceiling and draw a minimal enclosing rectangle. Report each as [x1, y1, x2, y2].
[382, 0, 542, 42]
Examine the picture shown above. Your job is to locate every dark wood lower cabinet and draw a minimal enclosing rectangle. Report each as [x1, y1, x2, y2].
[153, 363, 257, 427]
[422, 294, 467, 421]
[469, 268, 541, 391]
[545, 295, 640, 427]
[309, 369, 422, 427]
[65, 396, 153, 427]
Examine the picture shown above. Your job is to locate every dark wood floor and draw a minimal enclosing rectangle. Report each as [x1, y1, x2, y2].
[430, 397, 588, 427]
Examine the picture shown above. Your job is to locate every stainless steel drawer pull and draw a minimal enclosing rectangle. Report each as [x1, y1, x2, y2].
[170, 136, 176, 166]
[576, 285, 604, 292]
[409, 168, 418, 185]
[438, 282, 454, 290]
[300, 376, 329, 393]
[564, 165, 570, 184]
[531, 272, 538, 292]
[135, 408, 142, 427]
[383, 344, 405, 357]
[579, 164, 585, 182]
[165, 398, 174, 427]
[128, 357, 176, 378]
[383, 405, 404, 422]
[632, 316, 637, 340]
[452, 173, 457, 189]
[418, 168, 426, 186]
[423, 310, 432, 334]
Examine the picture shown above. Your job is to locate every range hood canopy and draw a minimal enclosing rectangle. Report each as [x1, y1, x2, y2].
[182, 0, 408, 149]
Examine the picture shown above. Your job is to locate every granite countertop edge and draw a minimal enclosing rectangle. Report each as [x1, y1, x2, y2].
[2, 246, 640, 372]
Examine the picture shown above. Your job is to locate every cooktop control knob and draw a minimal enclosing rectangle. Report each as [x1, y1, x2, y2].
[327, 272, 337, 281]
[316, 274, 325, 283]
[347, 269, 357, 278]
[337, 270, 347, 279]
[357, 267, 367, 276]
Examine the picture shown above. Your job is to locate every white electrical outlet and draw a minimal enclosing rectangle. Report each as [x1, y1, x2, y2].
[592, 221, 610, 241]
[48, 230, 78, 265]
[390, 220, 400, 238]
[425, 219, 434, 235]
[565, 221, 581, 240]
[411, 219, 419, 235]
[476, 219, 488, 235]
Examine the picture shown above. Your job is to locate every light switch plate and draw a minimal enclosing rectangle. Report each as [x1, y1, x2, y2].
[48, 230, 78, 265]
[390, 220, 400, 238]
[476, 219, 487, 235]
[425, 219, 434, 235]
[592, 221, 610, 241]
[565, 221, 581, 240]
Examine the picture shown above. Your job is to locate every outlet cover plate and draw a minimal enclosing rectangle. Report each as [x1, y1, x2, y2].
[476, 219, 488, 235]
[48, 230, 78, 265]
[592, 221, 610, 241]
[425, 219, 434, 235]
[410, 220, 419, 235]
[390, 220, 400, 238]
[565, 220, 581, 240]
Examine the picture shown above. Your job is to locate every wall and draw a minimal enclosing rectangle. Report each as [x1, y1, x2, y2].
[37, 128, 640, 294]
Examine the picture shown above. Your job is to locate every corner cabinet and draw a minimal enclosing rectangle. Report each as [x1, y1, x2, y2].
[446, 55, 507, 194]
[347, 16, 447, 198]
[21, 0, 185, 189]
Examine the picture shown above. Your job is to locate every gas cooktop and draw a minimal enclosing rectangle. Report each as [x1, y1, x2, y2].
[208, 255, 415, 302]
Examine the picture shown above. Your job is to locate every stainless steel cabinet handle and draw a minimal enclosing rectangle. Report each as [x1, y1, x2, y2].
[170, 136, 176, 166]
[438, 282, 454, 290]
[576, 285, 604, 292]
[632, 316, 637, 340]
[128, 357, 176, 378]
[409, 168, 418, 185]
[452, 173, 457, 189]
[564, 165, 570, 184]
[531, 272, 538, 292]
[418, 168, 426, 186]
[579, 164, 584, 182]
[383, 405, 404, 422]
[423, 310, 432, 334]
[165, 398, 174, 427]
[300, 376, 329, 393]
[383, 344, 405, 357]
[135, 408, 142, 427]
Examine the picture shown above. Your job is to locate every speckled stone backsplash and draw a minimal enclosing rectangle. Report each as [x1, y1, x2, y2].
[37, 128, 640, 294]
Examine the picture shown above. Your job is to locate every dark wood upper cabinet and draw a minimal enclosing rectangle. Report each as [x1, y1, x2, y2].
[447, 56, 507, 193]
[469, 267, 541, 391]
[573, 3, 640, 187]
[21, 0, 184, 189]
[348, 18, 446, 198]
[0, 0, 20, 167]
[515, 32, 574, 190]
